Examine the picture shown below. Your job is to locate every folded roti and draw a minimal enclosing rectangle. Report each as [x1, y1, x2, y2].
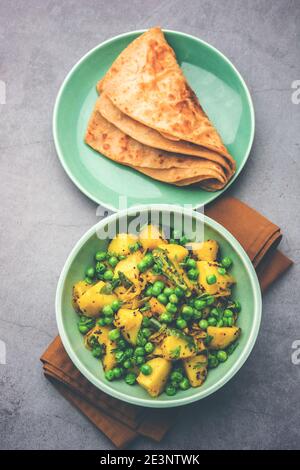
[98, 27, 232, 158]
[96, 93, 235, 178]
[85, 102, 228, 189]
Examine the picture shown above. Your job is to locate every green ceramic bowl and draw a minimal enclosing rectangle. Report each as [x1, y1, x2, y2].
[56, 205, 261, 408]
[53, 30, 255, 210]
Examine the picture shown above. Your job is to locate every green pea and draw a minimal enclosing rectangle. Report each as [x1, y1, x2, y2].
[116, 338, 126, 350]
[211, 307, 220, 319]
[170, 371, 183, 383]
[84, 276, 93, 284]
[207, 317, 217, 326]
[107, 256, 118, 268]
[142, 316, 151, 327]
[78, 324, 89, 334]
[92, 347, 102, 358]
[157, 293, 168, 305]
[206, 296, 215, 306]
[227, 317, 234, 327]
[136, 335, 147, 346]
[159, 312, 173, 323]
[221, 256, 232, 269]
[218, 267, 227, 275]
[153, 264, 163, 275]
[208, 354, 219, 369]
[115, 351, 125, 363]
[185, 258, 197, 269]
[103, 270, 114, 281]
[187, 268, 199, 280]
[135, 355, 144, 365]
[165, 384, 177, 396]
[144, 342, 154, 354]
[145, 286, 153, 296]
[95, 251, 107, 261]
[217, 319, 224, 327]
[105, 370, 115, 381]
[169, 294, 179, 304]
[143, 253, 154, 266]
[140, 364, 152, 375]
[154, 280, 165, 290]
[97, 318, 106, 327]
[124, 348, 134, 359]
[194, 299, 207, 310]
[135, 347, 145, 357]
[179, 378, 190, 390]
[125, 372, 136, 385]
[224, 309, 233, 317]
[217, 350, 228, 362]
[206, 274, 217, 285]
[112, 367, 123, 379]
[176, 317, 187, 329]
[111, 300, 121, 312]
[142, 328, 151, 338]
[137, 260, 148, 273]
[123, 359, 133, 369]
[182, 305, 194, 319]
[199, 319, 208, 330]
[163, 287, 174, 297]
[85, 266, 95, 278]
[108, 329, 121, 341]
[174, 286, 185, 298]
[95, 262, 106, 274]
[102, 305, 114, 316]
[104, 316, 113, 325]
[151, 285, 162, 296]
[166, 302, 177, 314]
[192, 309, 202, 321]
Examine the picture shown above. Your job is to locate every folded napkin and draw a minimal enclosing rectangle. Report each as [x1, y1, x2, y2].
[41, 197, 293, 448]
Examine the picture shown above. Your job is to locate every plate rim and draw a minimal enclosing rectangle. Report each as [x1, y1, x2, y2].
[53, 28, 255, 211]
[55, 204, 262, 408]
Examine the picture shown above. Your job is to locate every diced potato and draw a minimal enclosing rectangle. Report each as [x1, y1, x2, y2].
[114, 252, 143, 288]
[77, 281, 117, 317]
[108, 233, 138, 256]
[87, 326, 117, 371]
[72, 280, 93, 310]
[137, 358, 171, 397]
[189, 240, 219, 262]
[197, 260, 235, 296]
[183, 354, 208, 387]
[151, 344, 163, 357]
[160, 331, 196, 360]
[114, 308, 143, 345]
[149, 297, 166, 315]
[158, 243, 188, 263]
[207, 326, 241, 350]
[139, 224, 166, 250]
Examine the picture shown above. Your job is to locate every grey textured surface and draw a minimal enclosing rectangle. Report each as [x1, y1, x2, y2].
[0, 0, 299, 450]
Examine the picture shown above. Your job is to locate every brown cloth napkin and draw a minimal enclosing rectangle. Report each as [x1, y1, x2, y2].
[40, 196, 293, 449]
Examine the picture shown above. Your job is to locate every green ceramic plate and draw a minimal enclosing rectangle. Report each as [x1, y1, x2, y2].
[53, 30, 255, 210]
[56, 205, 262, 408]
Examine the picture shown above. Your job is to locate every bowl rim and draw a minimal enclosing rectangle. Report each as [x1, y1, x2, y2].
[55, 204, 262, 408]
[52, 29, 255, 211]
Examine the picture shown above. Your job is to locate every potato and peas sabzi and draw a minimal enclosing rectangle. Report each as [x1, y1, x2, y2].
[72, 225, 241, 398]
